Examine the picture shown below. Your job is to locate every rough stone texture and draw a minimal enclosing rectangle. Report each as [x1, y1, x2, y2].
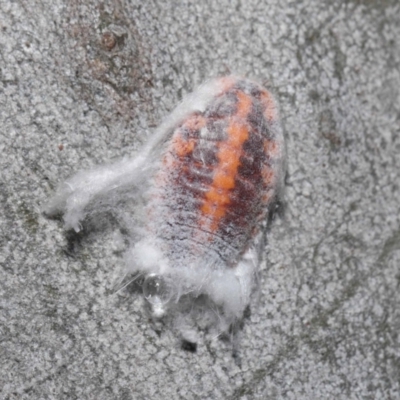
[1, 0, 399, 399]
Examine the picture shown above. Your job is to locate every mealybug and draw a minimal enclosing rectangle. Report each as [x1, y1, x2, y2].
[45, 76, 285, 339]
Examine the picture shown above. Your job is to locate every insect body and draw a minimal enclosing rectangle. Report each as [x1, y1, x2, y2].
[45, 76, 284, 333]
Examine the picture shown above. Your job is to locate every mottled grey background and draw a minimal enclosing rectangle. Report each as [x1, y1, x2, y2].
[1, 0, 399, 399]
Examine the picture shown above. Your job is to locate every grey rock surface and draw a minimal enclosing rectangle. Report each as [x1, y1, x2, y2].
[1, 0, 399, 399]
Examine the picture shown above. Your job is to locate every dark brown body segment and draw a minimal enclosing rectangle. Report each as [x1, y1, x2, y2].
[149, 77, 282, 268]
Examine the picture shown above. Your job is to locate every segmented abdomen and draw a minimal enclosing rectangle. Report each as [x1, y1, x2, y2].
[149, 77, 283, 269]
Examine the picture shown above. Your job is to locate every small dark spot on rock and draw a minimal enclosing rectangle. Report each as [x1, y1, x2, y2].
[58, 144, 64, 151]
[101, 32, 117, 51]
[181, 340, 197, 353]
[243, 305, 251, 320]
[322, 132, 341, 147]
[309, 90, 320, 102]
[319, 109, 341, 148]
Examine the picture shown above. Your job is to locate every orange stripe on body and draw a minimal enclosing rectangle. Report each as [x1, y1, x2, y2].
[159, 133, 193, 179]
[174, 134, 196, 157]
[200, 91, 252, 233]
